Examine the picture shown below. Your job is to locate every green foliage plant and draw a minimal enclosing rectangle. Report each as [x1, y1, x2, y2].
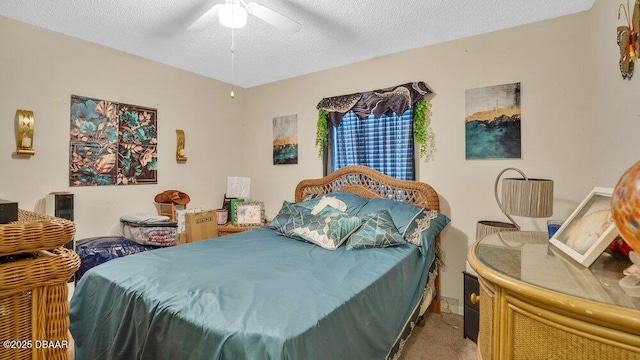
[413, 97, 435, 161]
[316, 109, 329, 158]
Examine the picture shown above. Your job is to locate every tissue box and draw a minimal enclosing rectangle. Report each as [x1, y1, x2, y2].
[0, 199, 18, 224]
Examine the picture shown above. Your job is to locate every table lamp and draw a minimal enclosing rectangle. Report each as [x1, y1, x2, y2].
[224, 176, 251, 224]
[477, 168, 553, 238]
[226, 177, 251, 199]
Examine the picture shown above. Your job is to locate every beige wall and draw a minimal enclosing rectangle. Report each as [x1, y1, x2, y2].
[0, 16, 247, 240]
[590, 0, 640, 184]
[242, 11, 597, 304]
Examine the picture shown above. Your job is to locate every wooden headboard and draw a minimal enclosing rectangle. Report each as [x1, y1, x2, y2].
[294, 165, 439, 212]
[294, 165, 442, 314]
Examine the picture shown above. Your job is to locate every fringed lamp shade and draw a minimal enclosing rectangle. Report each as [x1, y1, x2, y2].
[493, 167, 554, 230]
[501, 177, 554, 217]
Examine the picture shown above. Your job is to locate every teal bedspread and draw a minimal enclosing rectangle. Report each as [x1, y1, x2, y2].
[70, 227, 434, 360]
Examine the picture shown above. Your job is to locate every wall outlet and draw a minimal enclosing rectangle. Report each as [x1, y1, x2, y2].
[441, 296, 461, 315]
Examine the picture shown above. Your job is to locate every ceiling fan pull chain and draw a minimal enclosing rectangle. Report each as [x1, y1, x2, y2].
[230, 29, 235, 98]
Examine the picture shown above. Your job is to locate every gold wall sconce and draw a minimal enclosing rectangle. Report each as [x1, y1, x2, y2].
[617, 0, 639, 79]
[16, 109, 35, 156]
[176, 129, 187, 162]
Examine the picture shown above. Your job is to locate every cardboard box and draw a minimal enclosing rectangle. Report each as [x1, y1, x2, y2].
[184, 210, 218, 243]
[0, 199, 18, 224]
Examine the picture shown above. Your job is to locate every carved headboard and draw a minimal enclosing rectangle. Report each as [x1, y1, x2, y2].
[294, 165, 439, 212]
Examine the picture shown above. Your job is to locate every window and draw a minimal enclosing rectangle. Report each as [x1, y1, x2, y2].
[330, 108, 415, 180]
[317, 81, 433, 180]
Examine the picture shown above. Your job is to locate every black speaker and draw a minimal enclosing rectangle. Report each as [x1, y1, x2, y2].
[46, 193, 74, 248]
[47, 192, 73, 221]
[47, 192, 74, 283]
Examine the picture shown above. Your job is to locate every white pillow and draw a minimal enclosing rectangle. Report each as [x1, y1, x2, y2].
[310, 197, 347, 215]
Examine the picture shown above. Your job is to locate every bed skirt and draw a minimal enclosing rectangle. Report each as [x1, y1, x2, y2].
[387, 264, 438, 360]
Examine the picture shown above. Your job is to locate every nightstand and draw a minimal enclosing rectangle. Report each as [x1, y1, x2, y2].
[463, 271, 479, 343]
[218, 222, 263, 236]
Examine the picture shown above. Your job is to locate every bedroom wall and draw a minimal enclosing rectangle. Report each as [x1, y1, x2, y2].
[590, 0, 640, 185]
[0, 16, 247, 240]
[241, 11, 595, 309]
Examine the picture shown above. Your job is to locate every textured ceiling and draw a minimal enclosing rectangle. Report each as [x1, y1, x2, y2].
[0, 0, 594, 88]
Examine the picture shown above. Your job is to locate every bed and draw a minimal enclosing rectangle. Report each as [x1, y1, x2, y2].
[70, 165, 449, 360]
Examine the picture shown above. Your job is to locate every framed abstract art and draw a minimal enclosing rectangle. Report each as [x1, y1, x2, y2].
[69, 95, 158, 186]
[465, 83, 521, 160]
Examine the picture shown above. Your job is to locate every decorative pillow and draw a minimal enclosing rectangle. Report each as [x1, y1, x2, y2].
[402, 209, 451, 246]
[356, 198, 423, 234]
[302, 192, 319, 202]
[269, 200, 319, 234]
[310, 196, 347, 215]
[289, 206, 361, 250]
[346, 210, 407, 250]
[313, 192, 369, 215]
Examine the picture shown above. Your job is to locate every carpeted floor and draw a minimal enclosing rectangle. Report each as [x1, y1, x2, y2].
[399, 312, 477, 360]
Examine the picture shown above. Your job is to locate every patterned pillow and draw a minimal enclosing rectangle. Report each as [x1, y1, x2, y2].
[313, 192, 369, 215]
[289, 206, 361, 250]
[269, 200, 318, 234]
[356, 198, 423, 234]
[402, 209, 451, 246]
[346, 210, 407, 250]
[310, 197, 347, 215]
[302, 192, 319, 202]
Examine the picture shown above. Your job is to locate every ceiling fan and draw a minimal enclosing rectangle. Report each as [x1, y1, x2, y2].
[188, 0, 301, 33]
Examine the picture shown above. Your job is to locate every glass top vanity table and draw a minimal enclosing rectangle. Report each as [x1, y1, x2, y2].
[467, 231, 640, 360]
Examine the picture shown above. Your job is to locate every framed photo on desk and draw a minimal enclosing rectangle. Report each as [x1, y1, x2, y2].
[236, 204, 262, 226]
[229, 198, 244, 225]
[550, 187, 619, 267]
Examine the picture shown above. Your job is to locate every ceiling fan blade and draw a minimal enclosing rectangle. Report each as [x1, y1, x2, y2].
[245, 2, 301, 34]
[188, 4, 222, 31]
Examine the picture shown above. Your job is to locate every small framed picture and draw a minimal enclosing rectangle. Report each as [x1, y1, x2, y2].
[549, 187, 619, 267]
[229, 198, 245, 225]
[235, 204, 263, 226]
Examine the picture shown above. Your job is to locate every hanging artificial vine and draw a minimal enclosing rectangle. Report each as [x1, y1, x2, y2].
[315, 109, 329, 158]
[412, 97, 436, 161]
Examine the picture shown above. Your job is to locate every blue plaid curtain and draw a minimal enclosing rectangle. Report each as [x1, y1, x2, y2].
[331, 109, 415, 180]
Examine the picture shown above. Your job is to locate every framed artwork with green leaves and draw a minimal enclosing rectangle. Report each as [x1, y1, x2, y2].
[69, 95, 158, 186]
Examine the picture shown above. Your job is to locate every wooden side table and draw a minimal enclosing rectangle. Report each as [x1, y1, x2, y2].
[218, 222, 263, 236]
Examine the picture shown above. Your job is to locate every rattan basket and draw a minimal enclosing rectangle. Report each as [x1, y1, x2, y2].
[0, 247, 79, 360]
[0, 210, 75, 256]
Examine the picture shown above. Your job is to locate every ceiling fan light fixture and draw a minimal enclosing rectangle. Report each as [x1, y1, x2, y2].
[219, 2, 247, 29]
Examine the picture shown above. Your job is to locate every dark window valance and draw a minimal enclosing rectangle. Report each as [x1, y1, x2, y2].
[316, 81, 433, 127]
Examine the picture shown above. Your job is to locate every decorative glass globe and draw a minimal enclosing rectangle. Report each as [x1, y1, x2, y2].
[612, 160, 640, 254]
